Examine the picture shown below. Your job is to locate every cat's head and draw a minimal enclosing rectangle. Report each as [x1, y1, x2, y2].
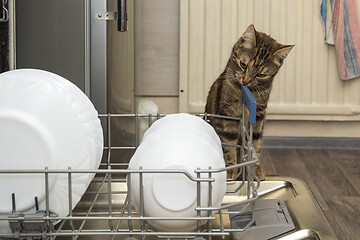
[231, 24, 293, 88]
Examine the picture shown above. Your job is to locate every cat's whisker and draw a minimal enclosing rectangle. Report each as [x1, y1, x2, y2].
[254, 85, 271, 101]
[254, 86, 262, 100]
[257, 85, 271, 93]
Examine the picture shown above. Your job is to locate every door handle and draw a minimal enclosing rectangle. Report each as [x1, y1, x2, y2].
[117, 0, 127, 32]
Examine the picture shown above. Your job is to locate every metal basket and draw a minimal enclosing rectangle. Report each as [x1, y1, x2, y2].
[0, 86, 260, 240]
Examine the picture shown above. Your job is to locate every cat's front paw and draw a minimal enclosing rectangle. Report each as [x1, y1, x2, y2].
[255, 165, 266, 181]
[226, 168, 239, 180]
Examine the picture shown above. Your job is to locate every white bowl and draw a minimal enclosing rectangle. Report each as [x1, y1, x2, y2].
[142, 113, 222, 150]
[128, 114, 226, 231]
[0, 69, 103, 234]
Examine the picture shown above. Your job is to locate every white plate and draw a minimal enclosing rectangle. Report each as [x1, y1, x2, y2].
[29, 70, 104, 173]
[0, 69, 103, 234]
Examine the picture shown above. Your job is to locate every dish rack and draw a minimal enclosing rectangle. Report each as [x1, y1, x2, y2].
[0, 86, 260, 240]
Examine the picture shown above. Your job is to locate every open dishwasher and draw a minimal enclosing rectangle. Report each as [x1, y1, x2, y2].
[0, 86, 337, 240]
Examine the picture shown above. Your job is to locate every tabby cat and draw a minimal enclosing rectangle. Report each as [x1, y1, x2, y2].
[205, 24, 293, 180]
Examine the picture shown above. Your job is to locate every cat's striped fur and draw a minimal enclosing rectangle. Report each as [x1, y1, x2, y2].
[205, 25, 293, 180]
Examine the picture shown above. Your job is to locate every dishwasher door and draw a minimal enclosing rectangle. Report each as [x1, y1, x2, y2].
[11, 0, 108, 114]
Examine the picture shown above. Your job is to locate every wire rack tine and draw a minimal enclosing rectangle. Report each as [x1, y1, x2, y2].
[44, 166, 51, 237]
[113, 194, 129, 238]
[148, 113, 152, 128]
[107, 113, 112, 167]
[139, 166, 145, 240]
[74, 173, 108, 240]
[127, 172, 134, 237]
[108, 166, 114, 233]
[196, 168, 201, 235]
[207, 167, 213, 240]
[68, 167, 75, 239]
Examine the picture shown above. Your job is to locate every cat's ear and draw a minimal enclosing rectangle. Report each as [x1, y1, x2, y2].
[241, 24, 257, 49]
[273, 45, 294, 66]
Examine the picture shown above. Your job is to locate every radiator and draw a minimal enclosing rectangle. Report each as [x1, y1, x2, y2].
[179, 0, 360, 121]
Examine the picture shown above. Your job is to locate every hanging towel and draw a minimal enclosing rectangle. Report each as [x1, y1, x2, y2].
[321, 0, 360, 80]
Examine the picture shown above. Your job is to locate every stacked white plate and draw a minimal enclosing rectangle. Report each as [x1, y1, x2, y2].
[0, 69, 104, 234]
[128, 113, 226, 232]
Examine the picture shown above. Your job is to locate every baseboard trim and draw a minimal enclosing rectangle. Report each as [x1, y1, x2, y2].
[262, 137, 360, 150]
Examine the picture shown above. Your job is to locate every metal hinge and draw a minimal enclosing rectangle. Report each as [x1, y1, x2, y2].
[97, 11, 118, 21]
[97, 0, 127, 32]
[0, 0, 9, 22]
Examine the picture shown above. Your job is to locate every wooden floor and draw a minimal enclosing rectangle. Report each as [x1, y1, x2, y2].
[260, 148, 360, 240]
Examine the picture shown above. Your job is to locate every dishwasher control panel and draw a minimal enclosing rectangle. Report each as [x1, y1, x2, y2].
[230, 199, 295, 240]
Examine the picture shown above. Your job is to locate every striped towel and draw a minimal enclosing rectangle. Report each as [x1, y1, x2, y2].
[321, 0, 360, 80]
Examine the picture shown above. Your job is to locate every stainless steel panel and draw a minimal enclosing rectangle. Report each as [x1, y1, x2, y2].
[15, 0, 87, 92]
[70, 177, 337, 240]
[8, 0, 14, 70]
[14, 0, 107, 113]
[90, 0, 107, 113]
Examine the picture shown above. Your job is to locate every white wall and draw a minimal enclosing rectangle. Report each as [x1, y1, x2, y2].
[179, 0, 360, 137]
[111, 0, 360, 137]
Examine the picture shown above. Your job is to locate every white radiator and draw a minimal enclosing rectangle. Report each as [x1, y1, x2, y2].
[179, 0, 360, 121]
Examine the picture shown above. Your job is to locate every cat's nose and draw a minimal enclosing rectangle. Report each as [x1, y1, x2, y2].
[243, 77, 251, 86]
[243, 81, 249, 86]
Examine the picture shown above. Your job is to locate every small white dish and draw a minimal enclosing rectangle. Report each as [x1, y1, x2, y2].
[0, 69, 103, 234]
[128, 114, 226, 231]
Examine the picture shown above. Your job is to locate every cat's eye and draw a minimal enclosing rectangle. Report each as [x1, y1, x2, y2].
[256, 73, 267, 78]
[239, 62, 247, 69]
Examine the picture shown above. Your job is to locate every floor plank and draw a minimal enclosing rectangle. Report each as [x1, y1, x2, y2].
[325, 196, 360, 240]
[258, 149, 278, 176]
[326, 150, 360, 195]
[297, 149, 357, 197]
[265, 149, 331, 212]
[260, 148, 360, 240]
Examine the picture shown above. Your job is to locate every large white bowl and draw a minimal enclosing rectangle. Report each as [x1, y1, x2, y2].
[128, 114, 226, 232]
[0, 69, 103, 234]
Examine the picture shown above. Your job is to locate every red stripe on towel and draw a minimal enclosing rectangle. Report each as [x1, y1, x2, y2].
[347, 0, 360, 67]
[333, 0, 349, 79]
